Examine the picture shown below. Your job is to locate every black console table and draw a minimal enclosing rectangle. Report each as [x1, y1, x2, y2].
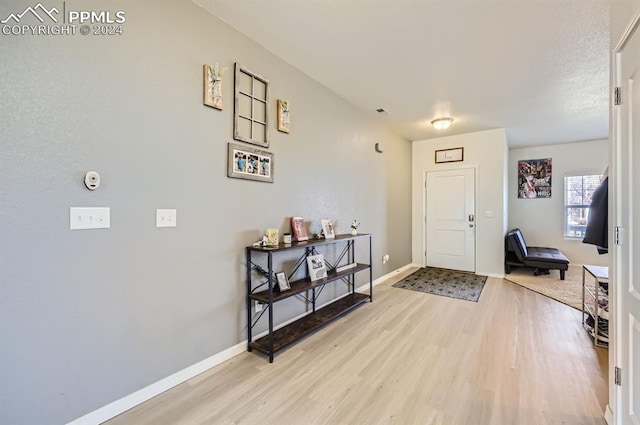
[246, 234, 372, 362]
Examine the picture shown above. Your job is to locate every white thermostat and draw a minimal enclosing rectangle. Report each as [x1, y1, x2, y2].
[84, 171, 101, 190]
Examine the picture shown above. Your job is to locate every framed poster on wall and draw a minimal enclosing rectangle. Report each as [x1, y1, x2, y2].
[517, 158, 552, 198]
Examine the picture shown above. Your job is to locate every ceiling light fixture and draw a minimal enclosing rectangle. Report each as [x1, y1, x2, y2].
[431, 117, 453, 130]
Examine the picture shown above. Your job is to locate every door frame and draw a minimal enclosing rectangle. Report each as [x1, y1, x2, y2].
[422, 165, 477, 270]
[611, 9, 640, 425]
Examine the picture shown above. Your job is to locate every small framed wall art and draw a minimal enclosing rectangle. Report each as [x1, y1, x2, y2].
[277, 99, 290, 133]
[227, 143, 274, 183]
[435, 147, 464, 163]
[203, 63, 225, 110]
[234, 63, 270, 148]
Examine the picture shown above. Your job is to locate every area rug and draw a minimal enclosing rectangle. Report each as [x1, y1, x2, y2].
[392, 267, 487, 302]
[504, 265, 586, 311]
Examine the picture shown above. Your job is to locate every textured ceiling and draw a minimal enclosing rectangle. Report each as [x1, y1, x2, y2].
[194, 0, 610, 147]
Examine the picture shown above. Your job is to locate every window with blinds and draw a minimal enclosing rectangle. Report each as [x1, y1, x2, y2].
[564, 174, 602, 239]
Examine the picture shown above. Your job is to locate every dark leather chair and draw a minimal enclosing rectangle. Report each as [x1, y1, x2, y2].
[505, 228, 569, 280]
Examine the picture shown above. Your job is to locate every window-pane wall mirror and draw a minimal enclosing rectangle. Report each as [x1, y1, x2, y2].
[234, 63, 269, 148]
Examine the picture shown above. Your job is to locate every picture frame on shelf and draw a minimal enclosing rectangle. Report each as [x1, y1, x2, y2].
[291, 216, 309, 241]
[265, 228, 279, 246]
[306, 254, 327, 282]
[227, 143, 273, 183]
[321, 219, 335, 239]
[275, 271, 290, 291]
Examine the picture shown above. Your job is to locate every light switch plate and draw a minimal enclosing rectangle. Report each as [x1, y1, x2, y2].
[70, 207, 110, 230]
[156, 209, 177, 228]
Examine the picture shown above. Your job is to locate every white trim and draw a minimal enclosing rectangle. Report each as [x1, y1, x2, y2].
[611, 11, 640, 425]
[605, 404, 614, 425]
[68, 263, 415, 425]
[484, 272, 505, 279]
[356, 263, 415, 292]
[613, 8, 640, 53]
[66, 342, 246, 425]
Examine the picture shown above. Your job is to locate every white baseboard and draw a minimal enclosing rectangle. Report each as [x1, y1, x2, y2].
[68, 264, 414, 425]
[604, 404, 613, 425]
[356, 263, 415, 292]
[66, 341, 246, 425]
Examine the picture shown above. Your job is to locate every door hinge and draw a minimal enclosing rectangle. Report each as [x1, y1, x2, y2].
[614, 87, 622, 105]
[615, 367, 622, 386]
[615, 226, 622, 245]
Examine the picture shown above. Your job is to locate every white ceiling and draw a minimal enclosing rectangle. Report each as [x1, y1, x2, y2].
[194, 0, 610, 147]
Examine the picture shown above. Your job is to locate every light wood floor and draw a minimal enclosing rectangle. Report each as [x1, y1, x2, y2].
[106, 268, 608, 425]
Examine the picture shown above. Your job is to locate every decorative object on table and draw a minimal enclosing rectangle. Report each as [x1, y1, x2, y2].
[203, 63, 226, 110]
[306, 254, 327, 282]
[265, 228, 279, 247]
[283, 233, 292, 244]
[350, 219, 360, 236]
[517, 158, 552, 199]
[435, 147, 464, 163]
[392, 267, 487, 302]
[277, 99, 290, 133]
[275, 271, 290, 291]
[321, 219, 335, 239]
[234, 63, 269, 147]
[227, 143, 273, 183]
[290, 217, 309, 241]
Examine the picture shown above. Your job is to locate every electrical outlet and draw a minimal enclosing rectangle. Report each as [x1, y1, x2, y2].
[156, 209, 177, 228]
[255, 301, 263, 312]
[382, 254, 390, 264]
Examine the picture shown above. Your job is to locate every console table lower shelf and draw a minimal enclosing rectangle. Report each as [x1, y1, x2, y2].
[249, 292, 369, 356]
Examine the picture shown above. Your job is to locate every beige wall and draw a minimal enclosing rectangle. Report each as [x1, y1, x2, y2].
[508, 139, 609, 266]
[412, 129, 508, 277]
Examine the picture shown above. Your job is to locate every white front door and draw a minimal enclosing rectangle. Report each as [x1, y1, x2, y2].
[613, 15, 640, 425]
[425, 168, 475, 272]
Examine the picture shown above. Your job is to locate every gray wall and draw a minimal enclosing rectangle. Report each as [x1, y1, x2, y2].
[0, 1, 412, 423]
